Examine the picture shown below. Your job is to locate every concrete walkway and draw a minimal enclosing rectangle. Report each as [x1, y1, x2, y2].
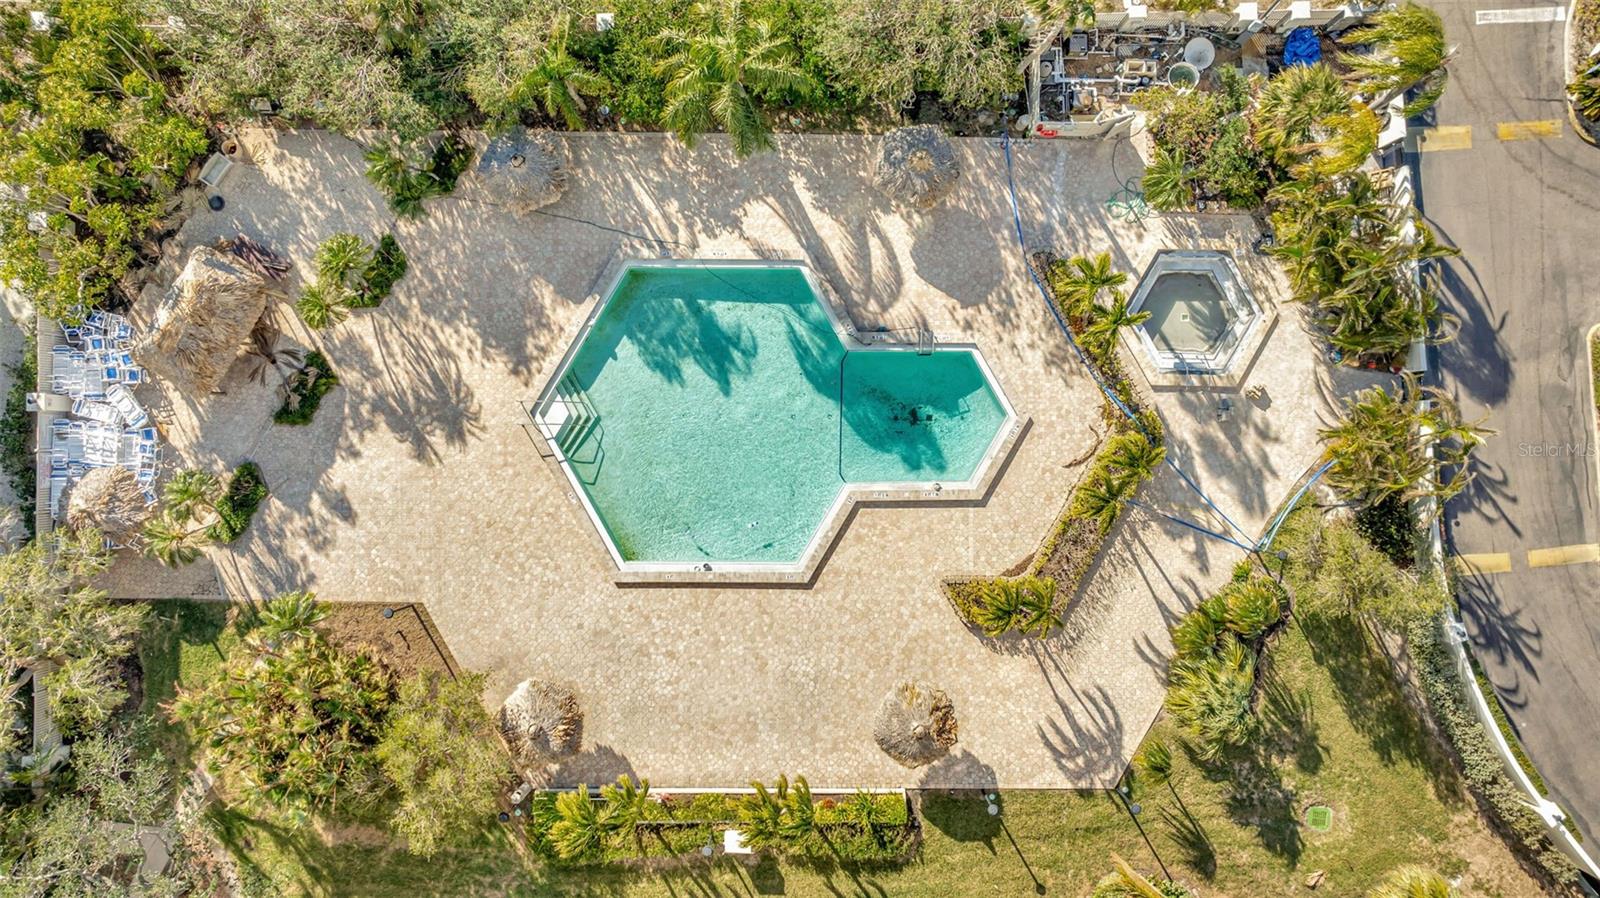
[102, 130, 1365, 789]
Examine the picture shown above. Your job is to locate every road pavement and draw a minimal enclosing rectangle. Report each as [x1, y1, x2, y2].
[1416, 0, 1600, 843]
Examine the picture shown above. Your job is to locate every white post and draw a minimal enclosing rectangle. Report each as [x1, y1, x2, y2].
[1234, 1, 1263, 33]
[1277, 0, 1314, 31]
[1120, 0, 1149, 32]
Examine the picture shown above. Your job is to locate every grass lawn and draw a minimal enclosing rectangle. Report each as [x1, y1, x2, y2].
[135, 593, 1539, 898]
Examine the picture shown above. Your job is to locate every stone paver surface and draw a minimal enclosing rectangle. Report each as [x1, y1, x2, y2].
[104, 130, 1368, 788]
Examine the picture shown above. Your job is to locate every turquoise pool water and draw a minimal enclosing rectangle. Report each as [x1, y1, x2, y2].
[556, 265, 1008, 564]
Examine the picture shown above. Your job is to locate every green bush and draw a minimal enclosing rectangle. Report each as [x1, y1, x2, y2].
[364, 136, 475, 218]
[2, 326, 37, 535]
[209, 462, 268, 543]
[273, 352, 338, 425]
[1355, 493, 1419, 566]
[1407, 614, 1580, 884]
[355, 234, 408, 308]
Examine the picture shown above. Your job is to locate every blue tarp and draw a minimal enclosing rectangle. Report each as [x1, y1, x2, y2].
[1283, 27, 1321, 67]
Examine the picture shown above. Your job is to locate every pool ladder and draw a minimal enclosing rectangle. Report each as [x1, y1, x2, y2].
[915, 328, 935, 356]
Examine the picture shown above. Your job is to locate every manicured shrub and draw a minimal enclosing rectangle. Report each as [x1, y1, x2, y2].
[365, 136, 475, 218]
[1355, 493, 1420, 566]
[208, 462, 269, 543]
[2, 328, 37, 536]
[1165, 634, 1258, 760]
[355, 234, 408, 308]
[274, 352, 339, 426]
[1406, 614, 1580, 884]
[1220, 577, 1285, 640]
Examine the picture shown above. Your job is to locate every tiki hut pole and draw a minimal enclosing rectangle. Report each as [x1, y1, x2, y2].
[65, 466, 152, 544]
[874, 126, 962, 210]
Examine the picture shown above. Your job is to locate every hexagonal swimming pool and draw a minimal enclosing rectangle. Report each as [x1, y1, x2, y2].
[1127, 251, 1261, 374]
[531, 261, 1018, 581]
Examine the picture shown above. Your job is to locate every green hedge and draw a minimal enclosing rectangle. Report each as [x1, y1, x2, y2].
[944, 253, 1164, 638]
[209, 462, 268, 543]
[3, 326, 37, 534]
[352, 234, 407, 308]
[1407, 614, 1580, 884]
[528, 789, 913, 866]
[273, 352, 338, 425]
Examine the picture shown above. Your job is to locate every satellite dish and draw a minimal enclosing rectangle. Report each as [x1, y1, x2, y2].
[1184, 37, 1217, 71]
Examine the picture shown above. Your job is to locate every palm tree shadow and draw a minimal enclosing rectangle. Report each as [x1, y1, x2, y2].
[1160, 804, 1216, 880]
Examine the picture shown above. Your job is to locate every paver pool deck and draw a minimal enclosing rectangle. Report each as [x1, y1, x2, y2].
[101, 130, 1378, 789]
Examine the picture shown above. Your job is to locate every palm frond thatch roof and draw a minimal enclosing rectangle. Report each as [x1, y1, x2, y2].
[468, 130, 569, 216]
[65, 466, 151, 542]
[874, 125, 961, 210]
[136, 245, 272, 396]
[873, 680, 958, 768]
[499, 679, 583, 769]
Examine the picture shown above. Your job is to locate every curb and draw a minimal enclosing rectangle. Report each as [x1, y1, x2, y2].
[1568, 0, 1600, 146]
[1586, 322, 1600, 510]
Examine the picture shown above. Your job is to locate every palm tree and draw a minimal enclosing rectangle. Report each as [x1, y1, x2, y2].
[550, 786, 606, 860]
[972, 578, 1027, 636]
[258, 591, 327, 643]
[1072, 469, 1139, 535]
[1165, 636, 1256, 760]
[1140, 146, 1192, 212]
[1340, 2, 1452, 115]
[739, 776, 788, 849]
[779, 774, 815, 842]
[1104, 431, 1166, 483]
[1082, 294, 1151, 360]
[1321, 373, 1492, 505]
[1015, 576, 1062, 638]
[314, 233, 371, 285]
[600, 775, 655, 853]
[1221, 578, 1284, 639]
[1136, 738, 1173, 789]
[656, 0, 814, 157]
[358, 0, 438, 55]
[162, 469, 222, 521]
[297, 283, 351, 331]
[1052, 252, 1128, 325]
[1095, 853, 1193, 898]
[1024, 0, 1096, 55]
[1571, 73, 1600, 121]
[1254, 63, 1352, 168]
[508, 14, 608, 130]
[1367, 866, 1455, 898]
[244, 318, 304, 389]
[142, 511, 209, 567]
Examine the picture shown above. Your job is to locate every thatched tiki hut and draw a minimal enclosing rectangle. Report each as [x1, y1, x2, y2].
[873, 680, 958, 768]
[65, 466, 151, 544]
[874, 125, 961, 210]
[136, 246, 273, 395]
[468, 129, 568, 216]
[498, 679, 583, 771]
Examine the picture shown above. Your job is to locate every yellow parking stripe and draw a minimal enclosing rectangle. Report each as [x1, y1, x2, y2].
[1455, 552, 1513, 574]
[1526, 543, 1600, 567]
[1416, 125, 1473, 152]
[1496, 120, 1561, 141]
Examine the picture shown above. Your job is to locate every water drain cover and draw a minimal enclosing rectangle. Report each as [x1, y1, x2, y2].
[1306, 805, 1333, 832]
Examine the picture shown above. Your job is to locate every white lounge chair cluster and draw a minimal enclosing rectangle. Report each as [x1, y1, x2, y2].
[46, 310, 161, 518]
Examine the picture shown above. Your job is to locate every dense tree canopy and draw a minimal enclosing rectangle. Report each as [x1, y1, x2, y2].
[171, 592, 395, 817]
[0, 529, 144, 754]
[376, 670, 507, 857]
[0, 0, 208, 322]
